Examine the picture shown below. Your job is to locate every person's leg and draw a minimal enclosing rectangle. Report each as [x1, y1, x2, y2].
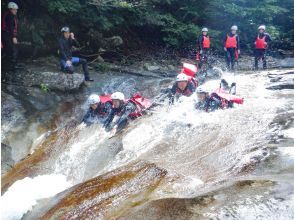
[2, 35, 14, 69]
[61, 59, 74, 74]
[231, 49, 235, 71]
[73, 57, 92, 80]
[262, 50, 267, 69]
[225, 50, 231, 70]
[254, 50, 259, 70]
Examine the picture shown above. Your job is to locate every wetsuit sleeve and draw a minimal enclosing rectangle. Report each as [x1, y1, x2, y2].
[5, 13, 17, 38]
[82, 109, 94, 126]
[59, 39, 70, 61]
[198, 36, 204, 50]
[71, 38, 80, 47]
[115, 103, 136, 128]
[103, 110, 115, 128]
[209, 96, 222, 111]
[265, 33, 272, 42]
[223, 34, 227, 47]
[168, 84, 177, 104]
[236, 35, 240, 49]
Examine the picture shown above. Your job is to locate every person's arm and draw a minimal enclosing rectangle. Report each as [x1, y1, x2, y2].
[188, 82, 196, 93]
[265, 33, 272, 43]
[198, 36, 203, 51]
[236, 35, 240, 50]
[103, 110, 115, 129]
[5, 14, 16, 37]
[168, 84, 177, 104]
[59, 39, 70, 61]
[223, 34, 227, 51]
[115, 103, 136, 127]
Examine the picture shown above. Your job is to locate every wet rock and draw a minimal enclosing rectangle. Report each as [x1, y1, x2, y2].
[24, 161, 167, 219]
[1, 143, 15, 174]
[1, 91, 27, 141]
[266, 71, 294, 90]
[144, 63, 161, 71]
[2, 69, 84, 92]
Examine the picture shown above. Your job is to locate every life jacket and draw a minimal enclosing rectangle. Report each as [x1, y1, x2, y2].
[213, 88, 244, 107]
[97, 95, 112, 116]
[203, 36, 210, 49]
[1, 11, 17, 36]
[225, 35, 237, 48]
[128, 94, 152, 118]
[255, 35, 267, 49]
[181, 63, 198, 77]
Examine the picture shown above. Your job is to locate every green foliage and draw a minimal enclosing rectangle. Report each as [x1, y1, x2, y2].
[3, 0, 293, 55]
[40, 84, 49, 92]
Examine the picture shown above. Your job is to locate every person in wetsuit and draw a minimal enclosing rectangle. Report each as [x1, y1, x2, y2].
[224, 25, 240, 71]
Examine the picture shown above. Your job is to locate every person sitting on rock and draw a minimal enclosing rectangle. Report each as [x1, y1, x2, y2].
[169, 73, 196, 103]
[195, 79, 243, 112]
[59, 26, 93, 81]
[82, 94, 112, 126]
[104, 92, 151, 134]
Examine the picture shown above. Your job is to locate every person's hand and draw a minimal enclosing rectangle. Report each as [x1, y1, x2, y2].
[224, 47, 227, 51]
[70, 33, 75, 39]
[110, 125, 118, 136]
[238, 49, 240, 54]
[12, 37, 18, 44]
[200, 50, 203, 54]
[264, 42, 268, 46]
[66, 60, 72, 67]
[254, 42, 256, 45]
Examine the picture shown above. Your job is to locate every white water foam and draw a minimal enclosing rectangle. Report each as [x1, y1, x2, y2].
[1, 174, 71, 220]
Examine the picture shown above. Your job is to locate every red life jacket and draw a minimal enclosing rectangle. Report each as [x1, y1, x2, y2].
[213, 88, 244, 105]
[203, 36, 210, 49]
[97, 95, 112, 116]
[1, 11, 17, 36]
[128, 94, 152, 118]
[99, 95, 112, 104]
[255, 35, 267, 49]
[225, 35, 237, 48]
[181, 63, 198, 77]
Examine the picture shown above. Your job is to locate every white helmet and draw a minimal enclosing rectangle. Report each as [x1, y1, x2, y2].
[176, 73, 188, 82]
[258, 25, 266, 30]
[61, 27, 70, 33]
[8, 2, 18, 9]
[87, 94, 100, 105]
[196, 86, 208, 94]
[111, 92, 125, 101]
[202, 27, 208, 32]
[231, 25, 238, 31]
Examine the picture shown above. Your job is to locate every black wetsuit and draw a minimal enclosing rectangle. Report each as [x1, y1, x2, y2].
[223, 33, 240, 71]
[195, 95, 222, 112]
[254, 33, 272, 70]
[58, 36, 90, 80]
[83, 102, 112, 126]
[169, 81, 196, 103]
[104, 101, 137, 131]
[2, 11, 18, 68]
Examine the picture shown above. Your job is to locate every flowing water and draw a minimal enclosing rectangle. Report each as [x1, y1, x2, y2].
[1, 69, 294, 219]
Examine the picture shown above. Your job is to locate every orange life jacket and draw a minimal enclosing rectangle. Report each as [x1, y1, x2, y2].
[128, 94, 152, 118]
[255, 35, 267, 49]
[225, 35, 237, 48]
[203, 36, 210, 49]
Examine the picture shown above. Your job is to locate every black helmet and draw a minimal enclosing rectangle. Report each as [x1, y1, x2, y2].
[61, 27, 70, 33]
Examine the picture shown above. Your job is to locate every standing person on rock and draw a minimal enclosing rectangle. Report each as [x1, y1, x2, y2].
[1, 2, 20, 70]
[224, 25, 240, 71]
[197, 27, 211, 75]
[254, 25, 272, 70]
[59, 27, 93, 81]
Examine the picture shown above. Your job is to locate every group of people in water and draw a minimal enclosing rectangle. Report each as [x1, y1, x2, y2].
[82, 62, 244, 134]
[3, 2, 270, 133]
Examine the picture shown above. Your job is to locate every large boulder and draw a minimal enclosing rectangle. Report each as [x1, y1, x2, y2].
[2, 69, 84, 92]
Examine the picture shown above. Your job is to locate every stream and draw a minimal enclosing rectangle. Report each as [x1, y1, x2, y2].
[1, 67, 294, 219]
